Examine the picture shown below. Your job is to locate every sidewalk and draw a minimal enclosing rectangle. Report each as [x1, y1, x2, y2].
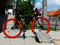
[49, 31, 60, 39]
[53, 39, 60, 45]
[0, 30, 60, 45]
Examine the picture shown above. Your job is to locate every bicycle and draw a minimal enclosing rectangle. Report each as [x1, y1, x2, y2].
[2, 15, 50, 38]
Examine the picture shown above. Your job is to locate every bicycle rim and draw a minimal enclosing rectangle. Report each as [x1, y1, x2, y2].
[30, 16, 50, 34]
[2, 18, 22, 38]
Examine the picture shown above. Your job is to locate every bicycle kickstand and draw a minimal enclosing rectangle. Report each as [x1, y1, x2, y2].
[23, 31, 26, 39]
[22, 25, 27, 39]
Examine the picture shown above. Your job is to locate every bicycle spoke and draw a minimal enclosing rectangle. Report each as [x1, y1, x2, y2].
[2, 18, 22, 38]
[30, 16, 50, 34]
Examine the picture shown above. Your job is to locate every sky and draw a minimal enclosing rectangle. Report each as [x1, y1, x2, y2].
[34, 0, 60, 11]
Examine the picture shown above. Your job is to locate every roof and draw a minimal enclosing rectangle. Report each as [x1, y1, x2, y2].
[47, 9, 60, 16]
[47, 11, 56, 16]
[55, 9, 60, 15]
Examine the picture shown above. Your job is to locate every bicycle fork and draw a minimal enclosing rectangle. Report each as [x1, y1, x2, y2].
[36, 17, 44, 29]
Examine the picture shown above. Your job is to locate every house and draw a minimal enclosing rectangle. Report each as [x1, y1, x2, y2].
[47, 9, 60, 21]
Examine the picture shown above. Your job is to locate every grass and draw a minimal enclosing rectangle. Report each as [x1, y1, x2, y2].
[50, 27, 60, 31]
[44, 27, 60, 31]
[15, 23, 60, 31]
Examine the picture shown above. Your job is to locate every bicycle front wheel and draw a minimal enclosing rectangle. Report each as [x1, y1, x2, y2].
[2, 18, 23, 38]
[30, 16, 50, 35]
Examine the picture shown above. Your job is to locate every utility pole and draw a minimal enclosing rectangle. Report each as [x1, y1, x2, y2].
[42, 0, 47, 30]
[22, 0, 28, 2]
[13, 0, 17, 15]
[33, 0, 35, 6]
[42, 0, 47, 17]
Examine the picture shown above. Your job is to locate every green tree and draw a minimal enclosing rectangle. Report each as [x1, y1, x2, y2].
[16, 0, 34, 15]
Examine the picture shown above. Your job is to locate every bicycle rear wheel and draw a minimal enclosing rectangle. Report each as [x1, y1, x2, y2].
[2, 18, 22, 38]
[30, 16, 50, 34]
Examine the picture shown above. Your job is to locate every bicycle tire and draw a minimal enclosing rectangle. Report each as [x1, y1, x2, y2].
[2, 18, 22, 38]
[30, 16, 50, 34]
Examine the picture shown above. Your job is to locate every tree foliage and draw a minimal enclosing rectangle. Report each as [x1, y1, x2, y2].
[16, 0, 34, 15]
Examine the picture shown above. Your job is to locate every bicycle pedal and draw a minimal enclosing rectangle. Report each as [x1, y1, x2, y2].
[4, 37, 7, 38]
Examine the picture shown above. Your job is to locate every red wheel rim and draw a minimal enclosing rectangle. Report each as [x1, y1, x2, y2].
[2, 18, 22, 38]
[30, 16, 50, 34]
